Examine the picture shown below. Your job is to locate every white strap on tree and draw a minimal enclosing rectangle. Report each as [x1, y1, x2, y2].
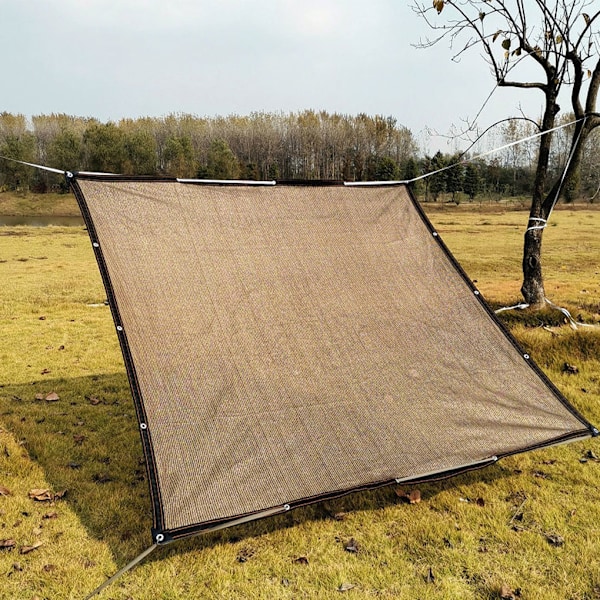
[526, 217, 548, 232]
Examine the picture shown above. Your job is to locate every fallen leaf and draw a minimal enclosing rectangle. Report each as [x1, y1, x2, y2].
[28, 489, 66, 502]
[344, 538, 360, 553]
[88, 396, 102, 405]
[34, 393, 45, 401]
[395, 488, 421, 504]
[43, 564, 56, 572]
[40, 368, 51, 375]
[0, 539, 16, 550]
[42, 512, 58, 520]
[20, 541, 43, 554]
[236, 546, 255, 563]
[32, 528, 43, 536]
[73, 434, 86, 445]
[29, 489, 53, 502]
[0, 485, 12, 496]
[545, 532, 565, 547]
[500, 584, 517, 599]
[476, 497, 485, 507]
[293, 556, 309, 565]
[333, 512, 347, 521]
[425, 567, 435, 584]
[45, 392, 60, 402]
[408, 490, 421, 504]
[562, 363, 579, 374]
[338, 582, 356, 592]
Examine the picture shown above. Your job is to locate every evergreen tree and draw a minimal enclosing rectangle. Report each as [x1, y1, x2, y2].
[0, 133, 35, 191]
[83, 122, 126, 173]
[206, 139, 240, 180]
[428, 151, 446, 201]
[463, 163, 481, 201]
[163, 135, 196, 178]
[445, 154, 464, 203]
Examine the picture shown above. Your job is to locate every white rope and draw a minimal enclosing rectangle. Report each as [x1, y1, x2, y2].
[0, 155, 68, 175]
[400, 116, 586, 185]
[495, 297, 598, 330]
[544, 297, 598, 330]
[495, 302, 530, 314]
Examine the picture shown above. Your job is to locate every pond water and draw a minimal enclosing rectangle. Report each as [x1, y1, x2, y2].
[0, 215, 84, 227]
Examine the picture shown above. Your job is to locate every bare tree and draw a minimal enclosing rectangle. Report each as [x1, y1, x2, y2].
[413, 0, 600, 308]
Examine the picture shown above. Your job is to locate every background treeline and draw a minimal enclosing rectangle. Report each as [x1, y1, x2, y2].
[0, 111, 598, 202]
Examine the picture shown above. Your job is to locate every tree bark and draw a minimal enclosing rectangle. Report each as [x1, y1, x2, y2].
[521, 227, 546, 308]
[520, 91, 558, 307]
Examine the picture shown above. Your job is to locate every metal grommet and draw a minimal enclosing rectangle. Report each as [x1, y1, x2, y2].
[92, 242, 99, 248]
[116, 325, 123, 332]
[474, 290, 480, 296]
[156, 533, 165, 543]
[524, 354, 530, 360]
[283, 504, 291, 511]
[432, 231, 438, 237]
[140, 423, 148, 430]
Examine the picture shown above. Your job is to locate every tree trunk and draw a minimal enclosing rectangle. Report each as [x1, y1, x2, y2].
[520, 92, 558, 307]
[521, 227, 546, 308]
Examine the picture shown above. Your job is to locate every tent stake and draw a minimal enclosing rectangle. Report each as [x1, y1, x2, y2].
[83, 543, 159, 600]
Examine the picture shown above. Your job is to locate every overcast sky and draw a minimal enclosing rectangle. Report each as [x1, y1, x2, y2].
[2, 0, 548, 152]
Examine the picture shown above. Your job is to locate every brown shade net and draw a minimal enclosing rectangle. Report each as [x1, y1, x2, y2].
[71, 177, 595, 542]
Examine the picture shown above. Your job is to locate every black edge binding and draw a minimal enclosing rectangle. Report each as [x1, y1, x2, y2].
[67, 173, 166, 538]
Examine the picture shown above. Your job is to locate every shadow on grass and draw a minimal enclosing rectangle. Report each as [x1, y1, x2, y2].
[0, 373, 511, 568]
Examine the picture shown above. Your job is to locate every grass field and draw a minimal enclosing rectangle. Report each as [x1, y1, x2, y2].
[0, 202, 599, 599]
[0, 191, 80, 217]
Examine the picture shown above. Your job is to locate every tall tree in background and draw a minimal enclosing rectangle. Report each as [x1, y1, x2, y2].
[205, 139, 241, 179]
[463, 163, 481, 201]
[83, 122, 126, 174]
[414, 1, 600, 308]
[0, 113, 35, 191]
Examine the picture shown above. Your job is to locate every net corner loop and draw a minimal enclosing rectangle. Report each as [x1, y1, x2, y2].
[151, 528, 172, 545]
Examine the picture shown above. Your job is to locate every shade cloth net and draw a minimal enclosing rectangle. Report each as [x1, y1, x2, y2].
[70, 177, 595, 542]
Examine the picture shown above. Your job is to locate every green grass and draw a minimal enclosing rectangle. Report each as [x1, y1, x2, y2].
[1, 208, 599, 599]
[0, 191, 80, 216]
